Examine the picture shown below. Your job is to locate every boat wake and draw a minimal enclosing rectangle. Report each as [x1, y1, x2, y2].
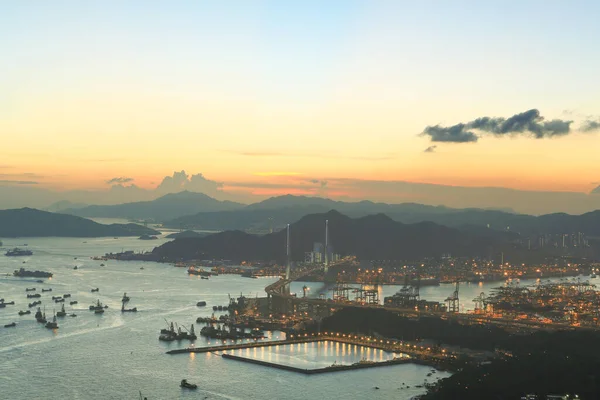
[0, 319, 126, 355]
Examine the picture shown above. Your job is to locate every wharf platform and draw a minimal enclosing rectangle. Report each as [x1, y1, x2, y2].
[166, 336, 326, 354]
[166, 333, 448, 361]
[221, 353, 411, 374]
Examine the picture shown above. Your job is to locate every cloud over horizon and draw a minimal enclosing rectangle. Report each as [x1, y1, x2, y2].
[106, 177, 134, 184]
[422, 109, 574, 143]
[156, 170, 224, 197]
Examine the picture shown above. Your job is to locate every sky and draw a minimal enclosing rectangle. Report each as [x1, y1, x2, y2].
[1, 1, 600, 213]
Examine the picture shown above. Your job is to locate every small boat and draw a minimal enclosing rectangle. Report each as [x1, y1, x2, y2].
[54, 298, 65, 303]
[42, 288, 52, 292]
[74, 257, 77, 260]
[56, 304, 66, 317]
[73, 266, 78, 270]
[592, 274, 597, 279]
[196, 301, 207, 307]
[213, 306, 218, 311]
[95, 308, 105, 314]
[27, 293, 41, 298]
[70, 301, 78, 305]
[100, 264, 105, 267]
[63, 294, 71, 298]
[45, 313, 59, 329]
[200, 276, 209, 280]
[35, 308, 47, 323]
[36, 280, 44, 283]
[91, 288, 99, 292]
[140, 267, 144, 270]
[18, 310, 31, 316]
[180, 379, 197, 390]
[52, 296, 62, 300]
[25, 288, 36, 292]
[69, 313, 77, 317]
[4, 322, 16, 328]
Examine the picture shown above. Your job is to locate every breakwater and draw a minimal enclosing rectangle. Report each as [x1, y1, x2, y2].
[221, 353, 411, 374]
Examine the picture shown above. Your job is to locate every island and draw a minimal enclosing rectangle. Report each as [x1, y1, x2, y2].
[0, 208, 160, 238]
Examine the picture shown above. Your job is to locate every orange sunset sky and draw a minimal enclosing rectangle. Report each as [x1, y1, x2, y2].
[1, 1, 600, 207]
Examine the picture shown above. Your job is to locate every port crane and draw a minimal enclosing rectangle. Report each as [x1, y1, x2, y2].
[445, 281, 460, 313]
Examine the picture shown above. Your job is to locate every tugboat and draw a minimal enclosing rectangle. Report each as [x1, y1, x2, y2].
[18, 310, 31, 316]
[4, 322, 16, 328]
[56, 303, 67, 317]
[45, 313, 59, 329]
[89, 300, 106, 312]
[35, 308, 47, 323]
[180, 379, 197, 390]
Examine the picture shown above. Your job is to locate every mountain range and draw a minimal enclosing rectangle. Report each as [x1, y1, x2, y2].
[0, 208, 159, 238]
[63, 191, 243, 221]
[151, 210, 513, 263]
[59, 192, 600, 236]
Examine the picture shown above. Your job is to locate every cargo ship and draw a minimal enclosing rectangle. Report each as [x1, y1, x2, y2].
[13, 267, 53, 278]
[187, 266, 212, 277]
[5, 248, 33, 257]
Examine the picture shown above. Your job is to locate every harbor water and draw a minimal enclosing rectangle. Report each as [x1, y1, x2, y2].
[0, 236, 451, 400]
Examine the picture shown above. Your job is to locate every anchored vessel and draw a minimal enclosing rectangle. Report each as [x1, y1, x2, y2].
[5, 248, 33, 257]
[13, 268, 52, 278]
[45, 313, 58, 329]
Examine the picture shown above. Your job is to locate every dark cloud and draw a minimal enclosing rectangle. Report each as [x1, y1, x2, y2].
[424, 145, 437, 153]
[422, 124, 478, 143]
[106, 177, 134, 184]
[581, 119, 600, 132]
[422, 109, 573, 143]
